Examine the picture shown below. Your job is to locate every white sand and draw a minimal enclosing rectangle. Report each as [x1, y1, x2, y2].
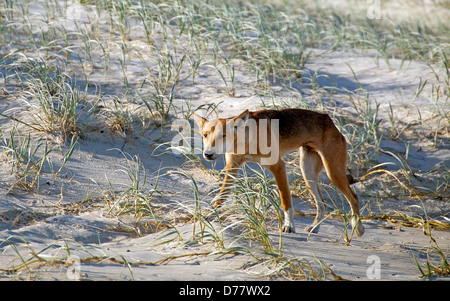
[0, 0, 449, 281]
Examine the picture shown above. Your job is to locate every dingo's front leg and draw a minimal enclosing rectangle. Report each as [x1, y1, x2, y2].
[213, 154, 245, 208]
[283, 208, 295, 233]
[265, 159, 295, 233]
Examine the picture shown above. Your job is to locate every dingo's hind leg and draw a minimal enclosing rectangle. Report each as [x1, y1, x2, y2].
[320, 136, 365, 237]
[299, 146, 325, 234]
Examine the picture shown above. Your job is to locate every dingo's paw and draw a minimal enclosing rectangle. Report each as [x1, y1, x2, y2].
[351, 216, 365, 237]
[282, 224, 295, 233]
[305, 224, 320, 234]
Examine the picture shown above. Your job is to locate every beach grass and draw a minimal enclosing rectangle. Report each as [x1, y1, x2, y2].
[0, 0, 449, 280]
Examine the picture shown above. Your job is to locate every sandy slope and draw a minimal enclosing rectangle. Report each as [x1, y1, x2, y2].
[0, 0, 449, 281]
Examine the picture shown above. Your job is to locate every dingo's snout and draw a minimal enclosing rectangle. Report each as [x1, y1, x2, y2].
[203, 151, 218, 161]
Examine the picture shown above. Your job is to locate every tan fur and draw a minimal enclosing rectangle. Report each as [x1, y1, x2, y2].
[192, 108, 364, 236]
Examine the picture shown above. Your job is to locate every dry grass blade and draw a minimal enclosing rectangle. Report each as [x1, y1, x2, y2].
[360, 169, 410, 191]
[363, 211, 450, 230]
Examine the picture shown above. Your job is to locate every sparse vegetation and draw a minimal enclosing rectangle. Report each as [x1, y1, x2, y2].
[0, 0, 448, 280]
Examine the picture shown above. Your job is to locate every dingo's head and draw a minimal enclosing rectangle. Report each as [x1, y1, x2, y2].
[192, 110, 249, 161]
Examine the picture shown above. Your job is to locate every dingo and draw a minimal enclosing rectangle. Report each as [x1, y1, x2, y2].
[192, 108, 364, 236]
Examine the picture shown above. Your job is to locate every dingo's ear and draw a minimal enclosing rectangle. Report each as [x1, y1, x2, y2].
[191, 111, 207, 129]
[233, 109, 249, 123]
[229, 109, 250, 133]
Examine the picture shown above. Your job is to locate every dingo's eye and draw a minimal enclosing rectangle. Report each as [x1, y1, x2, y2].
[203, 133, 207, 138]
